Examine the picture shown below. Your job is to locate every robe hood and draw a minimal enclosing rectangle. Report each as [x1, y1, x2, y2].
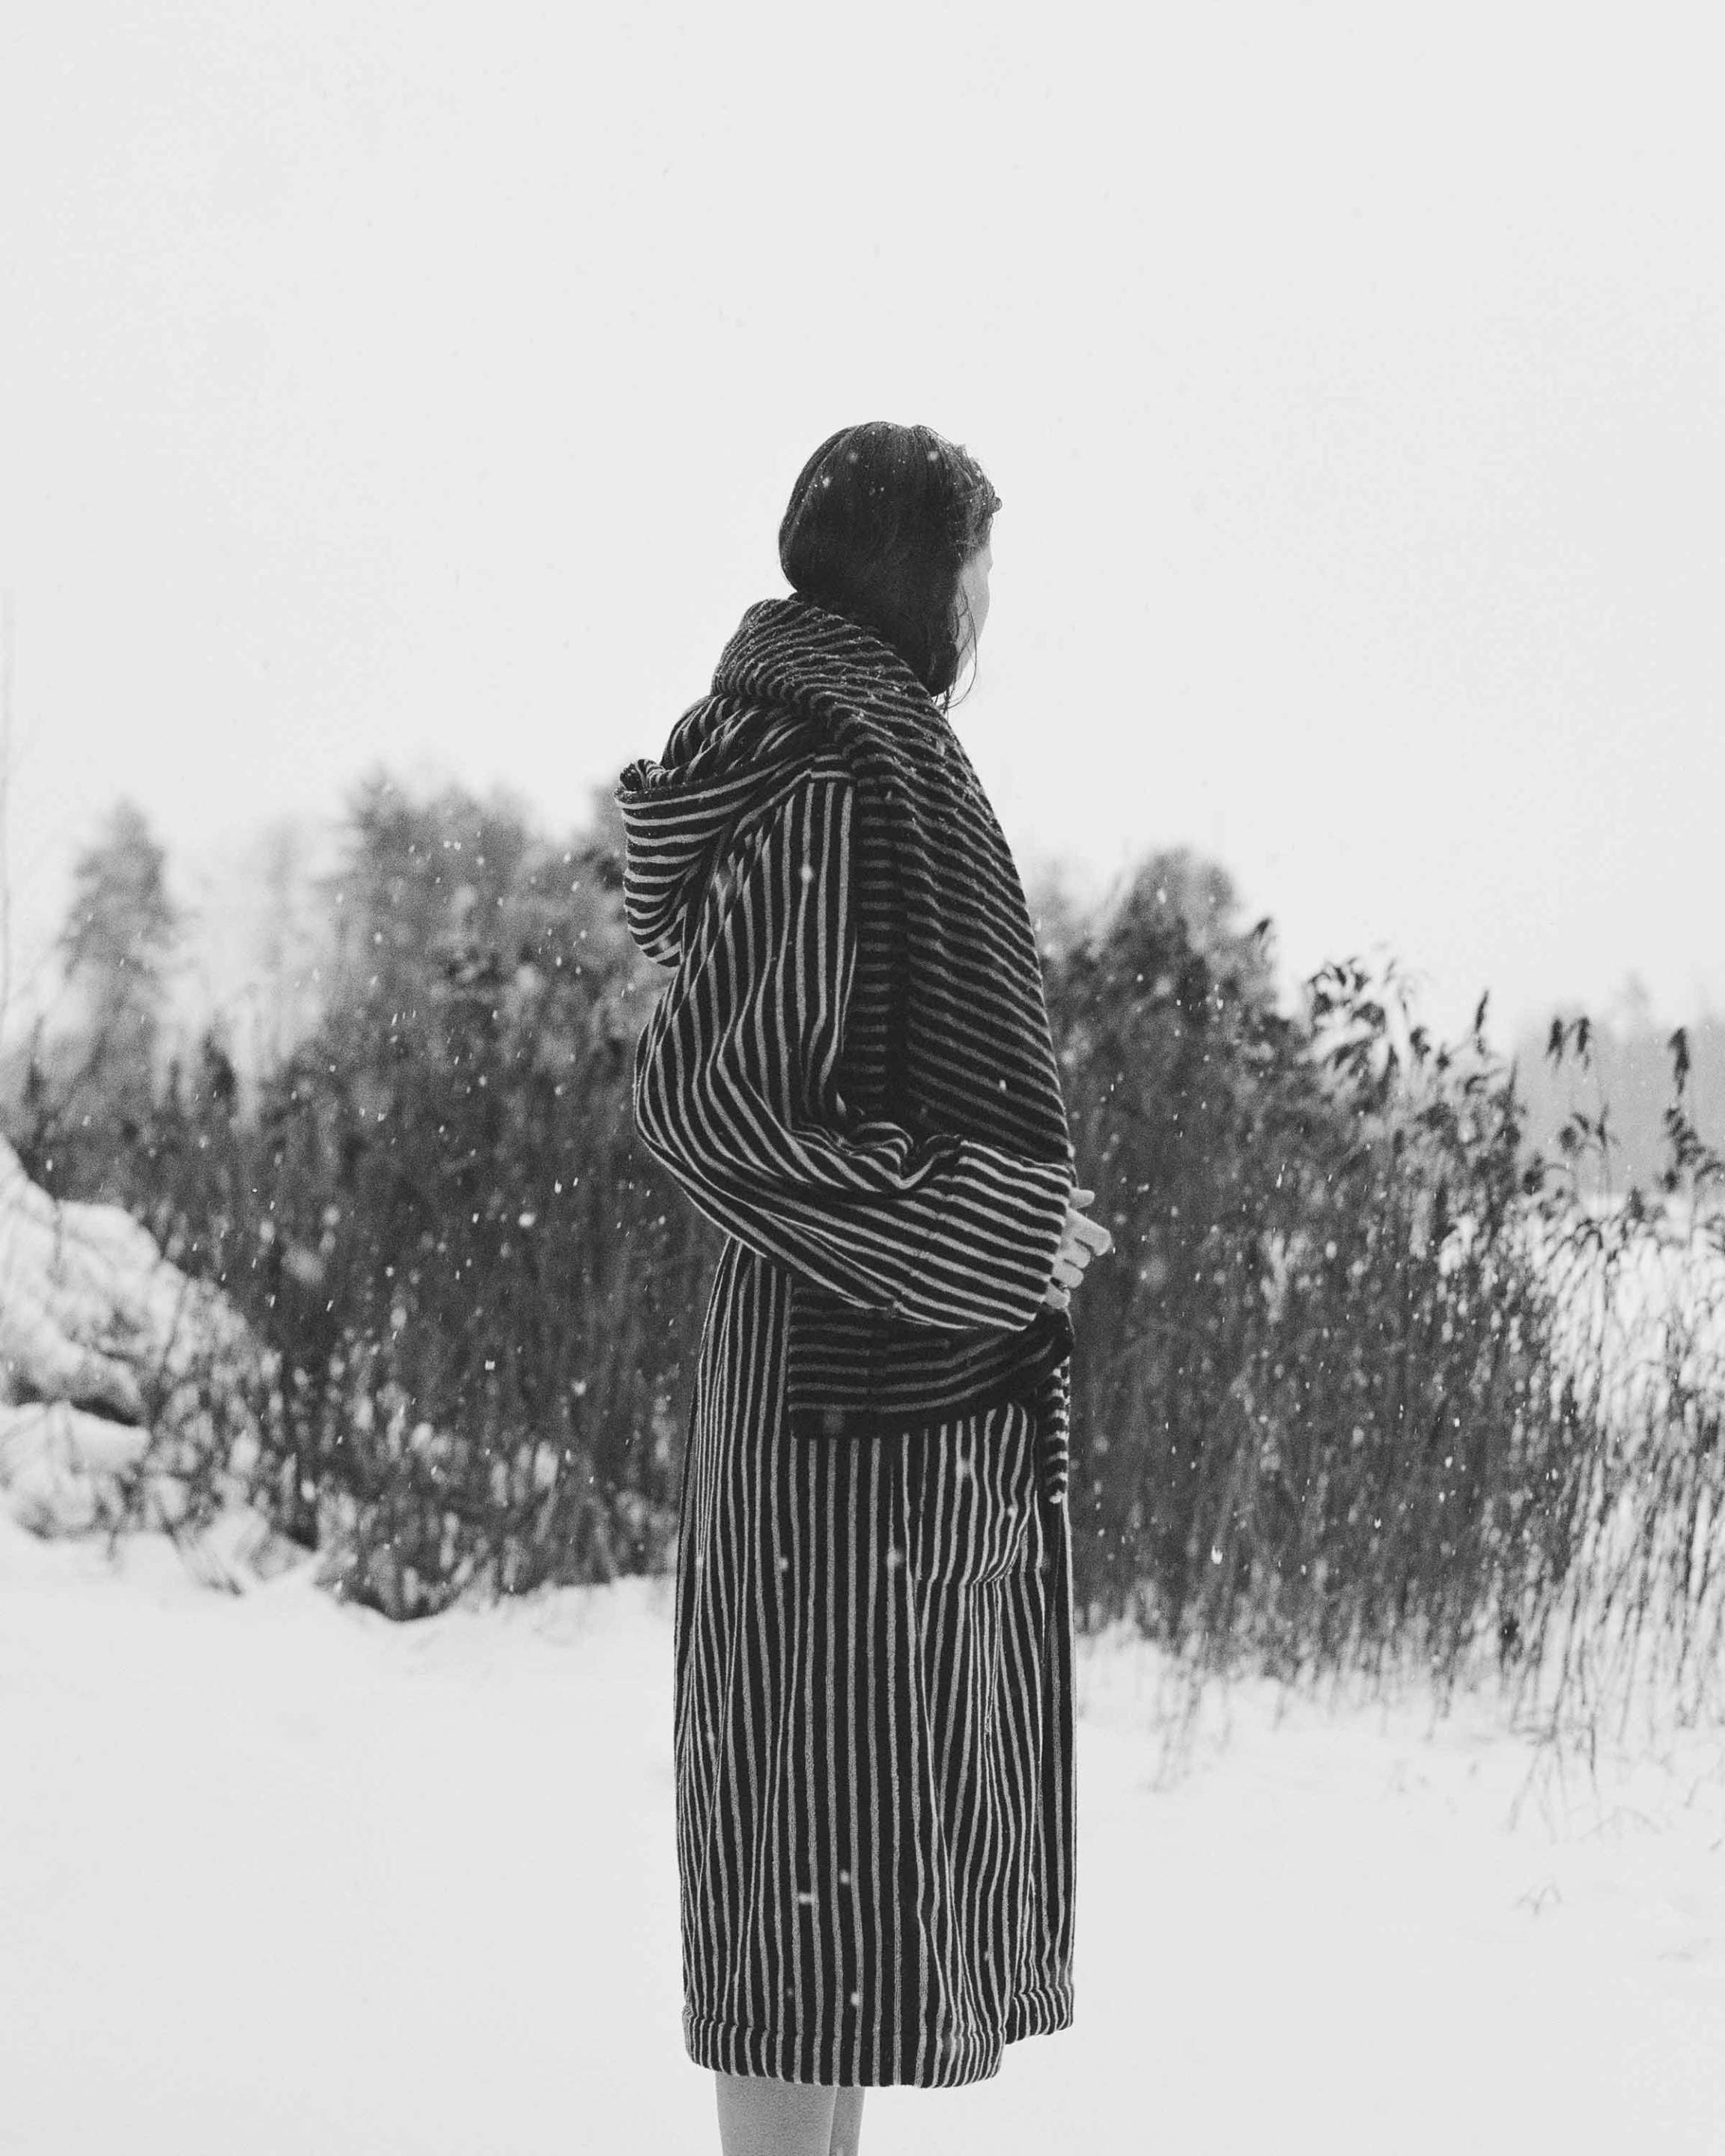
[615, 597, 936, 971]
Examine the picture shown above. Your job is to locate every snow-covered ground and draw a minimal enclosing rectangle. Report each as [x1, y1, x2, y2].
[4, 1515, 1724, 2156]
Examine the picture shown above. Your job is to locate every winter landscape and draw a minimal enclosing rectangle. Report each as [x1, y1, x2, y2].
[6, 7, 1724, 2152]
[4, 1110, 1725, 2155]
[6, 1462, 1725, 2155]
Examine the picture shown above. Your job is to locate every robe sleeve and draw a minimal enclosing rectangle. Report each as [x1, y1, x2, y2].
[631, 770, 1072, 1332]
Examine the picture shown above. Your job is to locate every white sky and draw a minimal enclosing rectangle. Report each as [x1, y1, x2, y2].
[1, 1, 1720, 1053]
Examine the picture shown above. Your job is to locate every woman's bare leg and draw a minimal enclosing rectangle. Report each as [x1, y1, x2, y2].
[714, 2071, 835, 2156]
[828, 2084, 865, 2156]
[712, 2071, 866, 2156]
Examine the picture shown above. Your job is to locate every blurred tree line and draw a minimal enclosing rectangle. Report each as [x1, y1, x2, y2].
[6, 784, 1721, 1697]
[9, 780, 699, 1606]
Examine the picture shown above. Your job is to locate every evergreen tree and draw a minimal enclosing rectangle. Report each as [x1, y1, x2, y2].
[57, 800, 180, 1124]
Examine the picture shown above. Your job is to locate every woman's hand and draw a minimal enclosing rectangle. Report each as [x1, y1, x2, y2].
[1042, 1186, 1113, 1312]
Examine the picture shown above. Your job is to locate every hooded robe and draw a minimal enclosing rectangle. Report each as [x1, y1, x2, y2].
[617, 596, 1079, 2088]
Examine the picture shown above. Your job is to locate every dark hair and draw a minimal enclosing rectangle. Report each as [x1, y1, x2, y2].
[777, 421, 1002, 699]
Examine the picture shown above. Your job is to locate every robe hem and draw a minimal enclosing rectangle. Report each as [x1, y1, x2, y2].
[682, 1981, 1074, 2089]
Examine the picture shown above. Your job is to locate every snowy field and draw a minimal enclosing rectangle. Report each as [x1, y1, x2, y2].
[4, 1515, 1725, 2156]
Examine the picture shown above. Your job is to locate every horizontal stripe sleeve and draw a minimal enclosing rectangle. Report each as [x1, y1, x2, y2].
[633, 773, 1072, 1333]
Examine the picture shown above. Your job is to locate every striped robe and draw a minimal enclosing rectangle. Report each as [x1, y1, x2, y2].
[618, 599, 1079, 2087]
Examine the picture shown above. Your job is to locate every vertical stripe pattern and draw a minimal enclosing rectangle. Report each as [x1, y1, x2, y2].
[620, 597, 1078, 1442]
[632, 774, 1069, 1342]
[619, 600, 1082, 2087]
[674, 1238, 1076, 2087]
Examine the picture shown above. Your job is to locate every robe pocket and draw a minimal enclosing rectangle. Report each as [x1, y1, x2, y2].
[904, 1397, 1042, 1591]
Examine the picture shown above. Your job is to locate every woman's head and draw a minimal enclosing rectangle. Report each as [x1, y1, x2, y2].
[777, 421, 1001, 699]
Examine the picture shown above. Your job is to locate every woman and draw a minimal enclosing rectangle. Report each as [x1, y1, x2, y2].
[617, 421, 1111, 2155]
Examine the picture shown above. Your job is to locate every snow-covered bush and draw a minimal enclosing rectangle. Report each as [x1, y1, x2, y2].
[10, 781, 688, 1618]
[0, 1136, 260, 1541]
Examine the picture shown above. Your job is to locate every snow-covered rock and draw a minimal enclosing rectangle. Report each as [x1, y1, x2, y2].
[0, 1137, 258, 1536]
[0, 1400, 153, 1534]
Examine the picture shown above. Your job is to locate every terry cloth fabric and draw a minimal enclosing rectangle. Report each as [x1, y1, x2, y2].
[616, 596, 1080, 2086]
[620, 594, 1077, 1453]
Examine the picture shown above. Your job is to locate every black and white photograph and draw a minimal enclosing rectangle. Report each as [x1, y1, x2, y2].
[1, 6, 1722, 2152]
